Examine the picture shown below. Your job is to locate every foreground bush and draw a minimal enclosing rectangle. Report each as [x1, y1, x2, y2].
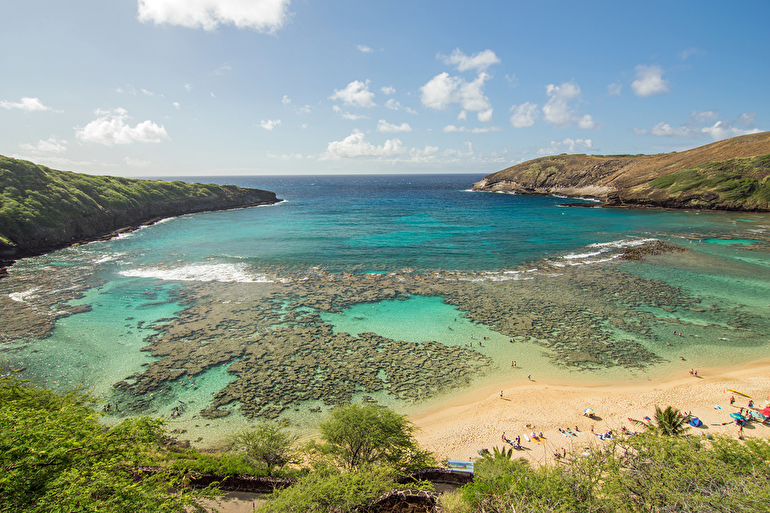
[0, 374, 217, 512]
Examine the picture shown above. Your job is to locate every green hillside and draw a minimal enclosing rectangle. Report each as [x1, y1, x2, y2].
[0, 156, 279, 259]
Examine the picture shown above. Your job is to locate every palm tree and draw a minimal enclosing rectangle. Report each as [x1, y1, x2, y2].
[633, 405, 691, 436]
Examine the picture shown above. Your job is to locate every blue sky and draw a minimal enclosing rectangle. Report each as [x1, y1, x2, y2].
[1, 0, 768, 176]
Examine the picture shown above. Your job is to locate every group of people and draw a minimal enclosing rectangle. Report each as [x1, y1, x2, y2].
[502, 432, 522, 449]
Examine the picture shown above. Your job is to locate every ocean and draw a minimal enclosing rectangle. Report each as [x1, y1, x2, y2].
[2, 173, 769, 443]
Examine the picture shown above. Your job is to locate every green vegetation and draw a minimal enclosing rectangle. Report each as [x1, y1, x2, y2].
[4, 377, 770, 513]
[229, 422, 299, 476]
[632, 405, 691, 436]
[648, 154, 770, 208]
[0, 155, 271, 251]
[0, 373, 217, 512]
[312, 403, 434, 472]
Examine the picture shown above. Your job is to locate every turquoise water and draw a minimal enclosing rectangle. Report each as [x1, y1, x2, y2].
[2, 174, 770, 440]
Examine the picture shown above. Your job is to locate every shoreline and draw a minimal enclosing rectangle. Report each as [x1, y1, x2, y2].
[410, 357, 770, 465]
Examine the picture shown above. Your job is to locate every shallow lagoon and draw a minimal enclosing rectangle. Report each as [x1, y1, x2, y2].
[2, 174, 770, 444]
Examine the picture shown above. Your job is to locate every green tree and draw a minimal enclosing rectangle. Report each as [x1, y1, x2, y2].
[633, 405, 691, 436]
[229, 422, 299, 476]
[316, 404, 433, 472]
[0, 374, 217, 512]
[259, 464, 431, 513]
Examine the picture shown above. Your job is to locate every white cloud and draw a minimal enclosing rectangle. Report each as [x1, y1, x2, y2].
[357, 45, 373, 53]
[385, 98, 401, 110]
[409, 146, 438, 159]
[635, 111, 761, 140]
[679, 47, 699, 60]
[75, 108, 170, 146]
[20, 137, 68, 154]
[296, 104, 311, 114]
[137, 0, 291, 33]
[420, 72, 491, 112]
[212, 63, 232, 75]
[124, 156, 152, 167]
[631, 64, 669, 97]
[332, 105, 368, 120]
[377, 120, 412, 133]
[173, 102, 180, 109]
[504, 74, 519, 87]
[577, 114, 598, 129]
[443, 142, 474, 157]
[509, 102, 538, 128]
[260, 119, 281, 130]
[0, 97, 52, 111]
[537, 138, 593, 155]
[184, 83, 193, 92]
[440, 48, 500, 72]
[282, 95, 291, 106]
[405, 107, 418, 115]
[477, 108, 493, 122]
[543, 81, 581, 127]
[320, 129, 405, 160]
[442, 125, 501, 134]
[457, 110, 467, 121]
[381, 86, 396, 95]
[141, 88, 156, 96]
[329, 80, 376, 107]
[607, 83, 622, 96]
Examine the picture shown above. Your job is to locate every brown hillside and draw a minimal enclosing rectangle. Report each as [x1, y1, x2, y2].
[473, 132, 770, 211]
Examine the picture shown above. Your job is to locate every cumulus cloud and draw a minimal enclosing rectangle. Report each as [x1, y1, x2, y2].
[381, 86, 396, 95]
[20, 137, 68, 154]
[173, 102, 180, 109]
[282, 95, 291, 106]
[477, 108, 493, 122]
[329, 80, 376, 107]
[357, 45, 373, 53]
[631, 65, 669, 97]
[537, 138, 593, 155]
[260, 119, 281, 130]
[543, 81, 581, 127]
[377, 120, 412, 133]
[635, 111, 761, 140]
[320, 130, 405, 160]
[1, 97, 52, 111]
[577, 114, 598, 129]
[607, 83, 622, 96]
[440, 48, 500, 72]
[420, 72, 491, 113]
[137, 0, 291, 33]
[385, 99, 401, 110]
[184, 83, 193, 92]
[409, 146, 438, 159]
[509, 102, 538, 128]
[76, 108, 169, 146]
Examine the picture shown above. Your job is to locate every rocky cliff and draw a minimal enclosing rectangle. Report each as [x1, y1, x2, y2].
[473, 132, 770, 211]
[0, 156, 281, 264]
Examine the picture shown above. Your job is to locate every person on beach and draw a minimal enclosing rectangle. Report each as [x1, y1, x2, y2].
[730, 395, 735, 405]
[500, 391, 503, 398]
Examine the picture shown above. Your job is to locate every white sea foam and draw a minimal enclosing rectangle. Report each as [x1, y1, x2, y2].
[119, 263, 274, 283]
[8, 288, 39, 302]
[587, 238, 656, 249]
[563, 251, 602, 260]
[93, 253, 125, 264]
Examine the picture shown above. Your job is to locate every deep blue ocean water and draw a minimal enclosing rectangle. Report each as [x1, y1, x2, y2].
[3, 174, 770, 438]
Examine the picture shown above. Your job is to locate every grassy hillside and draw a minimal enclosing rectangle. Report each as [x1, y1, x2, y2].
[645, 153, 770, 209]
[0, 156, 278, 258]
[474, 132, 770, 211]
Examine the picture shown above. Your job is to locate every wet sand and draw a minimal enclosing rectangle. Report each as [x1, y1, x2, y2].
[411, 358, 770, 465]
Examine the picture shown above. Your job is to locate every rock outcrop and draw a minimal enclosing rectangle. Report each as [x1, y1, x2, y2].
[473, 132, 770, 211]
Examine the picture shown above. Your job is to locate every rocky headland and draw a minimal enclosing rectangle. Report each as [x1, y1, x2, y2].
[473, 132, 770, 211]
[0, 156, 281, 266]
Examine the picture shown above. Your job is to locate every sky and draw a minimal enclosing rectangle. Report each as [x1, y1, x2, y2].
[1, 0, 769, 177]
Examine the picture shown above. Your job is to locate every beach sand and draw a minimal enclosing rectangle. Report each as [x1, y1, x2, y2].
[411, 358, 770, 465]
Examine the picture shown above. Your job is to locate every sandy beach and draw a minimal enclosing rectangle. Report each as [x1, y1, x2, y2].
[411, 358, 770, 465]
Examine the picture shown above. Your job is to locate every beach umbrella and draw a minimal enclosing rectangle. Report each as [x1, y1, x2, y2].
[730, 413, 745, 420]
[726, 388, 752, 399]
[584, 408, 594, 415]
[759, 407, 770, 417]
